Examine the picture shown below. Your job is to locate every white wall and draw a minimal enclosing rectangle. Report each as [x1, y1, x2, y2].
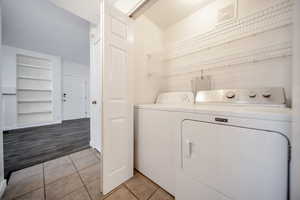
[0, 1, 6, 197]
[1, 0, 90, 66]
[62, 60, 90, 119]
[161, 0, 292, 104]
[1, 45, 62, 130]
[291, 0, 300, 199]
[133, 0, 292, 105]
[133, 15, 164, 104]
[164, 0, 284, 43]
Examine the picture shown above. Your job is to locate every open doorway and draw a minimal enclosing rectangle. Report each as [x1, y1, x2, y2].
[1, 0, 93, 185]
[1, 0, 177, 199]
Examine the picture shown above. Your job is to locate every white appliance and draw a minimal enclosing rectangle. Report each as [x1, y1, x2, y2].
[177, 88, 291, 200]
[134, 92, 194, 195]
[135, 88, 291, 200]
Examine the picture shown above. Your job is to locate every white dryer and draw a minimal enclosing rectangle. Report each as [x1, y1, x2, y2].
[176, 88, 291, 200]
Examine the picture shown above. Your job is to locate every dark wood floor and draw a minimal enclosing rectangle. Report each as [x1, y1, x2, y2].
[3, 118, 90, 179]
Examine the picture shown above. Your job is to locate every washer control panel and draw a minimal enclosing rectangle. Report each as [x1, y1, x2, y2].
[196, 88, 286, 106]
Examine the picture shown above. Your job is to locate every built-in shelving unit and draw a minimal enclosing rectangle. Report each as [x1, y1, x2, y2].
[18, 100, 52, 103]
[18, 89, 52, 92]
[17, 63, 51, 70]
[17, 54, 53, 126]
[18, 76, 52, 81]
[18, 110, 52, 115]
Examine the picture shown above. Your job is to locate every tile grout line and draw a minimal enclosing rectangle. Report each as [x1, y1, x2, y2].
[43, 163, 47, 200]
[69, 155, 94, 200]
[133, 171, 160, 200]
[134, 170, 172, 200]
[102, 184, 127, 200]
[6, 166, 46, 200]
[45, 173, 83, 200]
[122, 183, 141, 200]
[9, 187, 45, 200]
[44, 156, 90, 200]
[7, 150, 97, 200]
[146, 188, 159, 200]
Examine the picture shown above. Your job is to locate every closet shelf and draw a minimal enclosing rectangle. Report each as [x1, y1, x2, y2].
[18, 100, 52, 103]
[18, 89, 52, 92]
[17, 63, 51, 71]
[18, 110, 52, 115]
[18, 76, 51, 81]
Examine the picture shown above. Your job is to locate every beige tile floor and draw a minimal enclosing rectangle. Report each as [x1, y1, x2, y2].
[2, 148, 174, 200]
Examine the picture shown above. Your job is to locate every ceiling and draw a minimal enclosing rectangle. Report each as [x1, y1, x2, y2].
[114, 0, 145, 16]
[48, 0, 100, 24]
[144, 0, 215, 29]
[48, 0, 214, 28]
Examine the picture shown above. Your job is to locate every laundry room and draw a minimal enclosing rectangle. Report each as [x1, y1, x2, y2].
[124, 0, 298, 199]
[0, 0, 299, 200]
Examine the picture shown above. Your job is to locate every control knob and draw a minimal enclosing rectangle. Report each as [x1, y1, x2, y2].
[262, 91, 272, 98]
[226, 91, 235, 99]
[249, 91, 257, 98]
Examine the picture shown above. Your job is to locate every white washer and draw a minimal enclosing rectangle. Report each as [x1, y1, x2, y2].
[134, 92, 194, 195]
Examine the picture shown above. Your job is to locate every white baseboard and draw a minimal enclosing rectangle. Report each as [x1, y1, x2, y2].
[90, 140, 95, 148]
[0, 179, 7, 198]
[90, 140, 101, 153]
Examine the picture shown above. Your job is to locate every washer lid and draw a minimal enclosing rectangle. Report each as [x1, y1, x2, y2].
[156, 92, 194, 104]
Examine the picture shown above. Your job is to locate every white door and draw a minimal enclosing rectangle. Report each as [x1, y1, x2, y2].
[63, 76, 87, 120]
[101, 0, 134, 194]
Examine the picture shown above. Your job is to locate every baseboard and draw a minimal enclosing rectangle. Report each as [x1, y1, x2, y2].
[4, 120, 62, 131]
[0, 179, 7, 198]
[90, 140, 95, 148]
[90, 141, 101, 153]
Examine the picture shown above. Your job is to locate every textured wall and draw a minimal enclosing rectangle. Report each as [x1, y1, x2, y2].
[161, 0, 292, 104]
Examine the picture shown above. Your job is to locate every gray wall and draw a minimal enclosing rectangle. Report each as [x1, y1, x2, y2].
[1, 0, 90, 65]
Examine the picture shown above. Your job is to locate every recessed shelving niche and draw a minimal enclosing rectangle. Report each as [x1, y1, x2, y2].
[17, 54, 53, 126]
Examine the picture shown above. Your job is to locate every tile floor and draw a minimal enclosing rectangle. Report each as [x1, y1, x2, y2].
[2, 148, 174, 200]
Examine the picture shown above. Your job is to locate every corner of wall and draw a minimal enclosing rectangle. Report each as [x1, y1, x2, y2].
[0, 1, 6, 197]
[133, 15, 165, 104]
[291, 0, 300, 199]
